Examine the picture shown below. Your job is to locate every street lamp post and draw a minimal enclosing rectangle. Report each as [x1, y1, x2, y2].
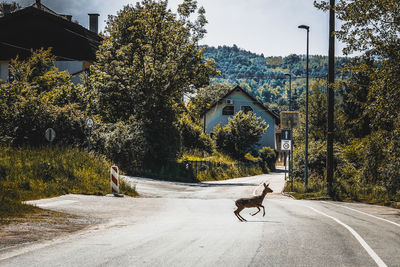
[298, 24, 310, 190]
[284, 73, 293, 191]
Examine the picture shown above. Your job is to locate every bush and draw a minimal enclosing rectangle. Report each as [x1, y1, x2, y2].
[212, 111, 268, 159]
[258, 147, 276, 172]
[179, 151, 263, 181]
[91, 117, 147, 172]
[0, 48, 87, 148]
[178, 113, 214, 154]
[4, 102, 87, 148]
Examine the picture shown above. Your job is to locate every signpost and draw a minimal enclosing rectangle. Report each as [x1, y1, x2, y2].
[86, 118, 94, 152]
[45, 128, 56, 148]
[281, 139, 292, 181]
[281, 140, 291, 151]
[280, 111, 299, 192]
[281, 129, 292, 141]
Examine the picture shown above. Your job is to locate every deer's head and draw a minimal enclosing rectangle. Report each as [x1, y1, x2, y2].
[263, 183, 273, 194]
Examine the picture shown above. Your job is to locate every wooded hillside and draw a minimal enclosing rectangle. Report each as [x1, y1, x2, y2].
[203, 45, 349, 113]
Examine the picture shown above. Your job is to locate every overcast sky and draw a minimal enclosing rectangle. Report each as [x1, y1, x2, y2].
[16, 0, 347, 56]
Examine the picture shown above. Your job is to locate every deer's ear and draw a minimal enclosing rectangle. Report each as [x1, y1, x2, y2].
[266, 183, 270, 187]
[263, 183, 267, 187]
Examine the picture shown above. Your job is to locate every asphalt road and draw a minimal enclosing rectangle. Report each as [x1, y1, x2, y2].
[1, 171, 399, 267]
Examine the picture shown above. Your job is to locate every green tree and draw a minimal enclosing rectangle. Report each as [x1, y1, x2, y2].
[0, 48, 84, 146]
[87, 0, 218, 163]
[308, 80, 327, 141]
[177, 112, 213, 153]
[315, 0, 400, 57]
[187, 83, 230, 120]
[309, 0, 400, 199]
[212, 110, 268, 159]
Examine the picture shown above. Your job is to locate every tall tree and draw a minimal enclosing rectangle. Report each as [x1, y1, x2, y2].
[187, 83, 230, 120]
[87, 0, 218, 163]
[314, 0, 400, 195]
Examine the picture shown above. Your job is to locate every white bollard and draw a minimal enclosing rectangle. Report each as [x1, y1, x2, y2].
[110, 165, 119, 194]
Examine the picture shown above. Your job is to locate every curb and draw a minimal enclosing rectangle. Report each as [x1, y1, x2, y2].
[281, 192, 296, 199]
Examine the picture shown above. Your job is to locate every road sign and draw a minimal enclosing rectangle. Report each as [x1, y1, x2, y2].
[281, 140, 291, 151]
[86, 118, 94, 128]
[280, 111, 300, 129]
[45, 128, 56, 142]
[281, 129, 291, 140]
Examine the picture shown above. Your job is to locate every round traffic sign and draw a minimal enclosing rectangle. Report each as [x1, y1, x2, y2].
[283, 142, 290, 150]
[86, 118, 94, 128]
[45, 128, 56, 142]
[281, 140, 291, 151]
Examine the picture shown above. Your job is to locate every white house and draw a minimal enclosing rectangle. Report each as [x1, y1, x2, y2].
[201, 86, 280, 150]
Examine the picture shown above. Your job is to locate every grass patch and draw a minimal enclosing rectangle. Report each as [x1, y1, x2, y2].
[283, 178, 329, 199]
[0, 146, 137, 218]
[179, 151, 265, 182]
[284, 176, 400, 208]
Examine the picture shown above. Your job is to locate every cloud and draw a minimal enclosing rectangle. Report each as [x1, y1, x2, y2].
[12, 0, 347, 56]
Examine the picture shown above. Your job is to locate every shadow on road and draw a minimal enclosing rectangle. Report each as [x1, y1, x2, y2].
[186, 182, 259, 188]
[238, 220, 282, 223]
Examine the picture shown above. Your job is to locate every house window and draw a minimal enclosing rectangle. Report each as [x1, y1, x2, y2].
[222, 105, 234, 115]
[241, 106, 253, 113]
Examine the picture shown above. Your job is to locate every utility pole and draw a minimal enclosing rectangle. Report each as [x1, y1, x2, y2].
[327, 0, 335, 197]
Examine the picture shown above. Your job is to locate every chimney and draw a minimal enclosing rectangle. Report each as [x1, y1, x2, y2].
[64, 15, 72, 21]
[88, 13, 99, 34]
[2, 4, 11, 16]
[36, 0, 41, 9]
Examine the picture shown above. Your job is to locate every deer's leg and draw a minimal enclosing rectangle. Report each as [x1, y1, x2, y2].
[234, 207, 246, 222]
[251, 207, 261, 216]
[261, 205, 266, 216]
[234, 207, 243, 221]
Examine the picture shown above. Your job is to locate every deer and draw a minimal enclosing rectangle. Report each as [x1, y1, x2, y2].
[234, 183, 273, 222]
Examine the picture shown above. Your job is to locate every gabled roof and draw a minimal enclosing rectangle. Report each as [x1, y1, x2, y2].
[0, 4, 101, 61]
[202, 85, 279, 122]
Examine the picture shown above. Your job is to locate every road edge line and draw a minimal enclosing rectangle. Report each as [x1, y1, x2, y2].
[304, 204, 388, 267]
[321, 201, 400, 228]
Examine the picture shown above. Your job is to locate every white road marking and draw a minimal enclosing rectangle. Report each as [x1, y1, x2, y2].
[322, 201, 400, 228]
[304, 204, 388, 267]
[34, 200, 77, 208]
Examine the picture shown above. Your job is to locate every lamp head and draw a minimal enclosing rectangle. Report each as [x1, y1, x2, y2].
[298, 25, 310, 30]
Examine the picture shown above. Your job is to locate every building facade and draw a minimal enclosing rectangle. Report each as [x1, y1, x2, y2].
[201, 86, 279, 150]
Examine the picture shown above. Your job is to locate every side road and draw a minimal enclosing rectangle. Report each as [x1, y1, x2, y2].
[120, 168, 288, 199]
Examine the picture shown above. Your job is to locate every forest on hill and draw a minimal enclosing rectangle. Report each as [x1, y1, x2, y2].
[202, 45, 350, 113]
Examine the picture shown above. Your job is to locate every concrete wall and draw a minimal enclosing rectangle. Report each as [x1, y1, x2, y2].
[202, 90, 277, 150]
[0, 61, 85, 84]
[0, 62, 9, 82]
[54, 61, 84, 84]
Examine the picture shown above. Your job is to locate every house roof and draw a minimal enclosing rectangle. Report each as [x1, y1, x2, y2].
[202, 85, 280, 123]
[0, 3, 101, 61]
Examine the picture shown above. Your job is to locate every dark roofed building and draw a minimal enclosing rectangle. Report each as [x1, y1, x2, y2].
[0, 0, 101, 83]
